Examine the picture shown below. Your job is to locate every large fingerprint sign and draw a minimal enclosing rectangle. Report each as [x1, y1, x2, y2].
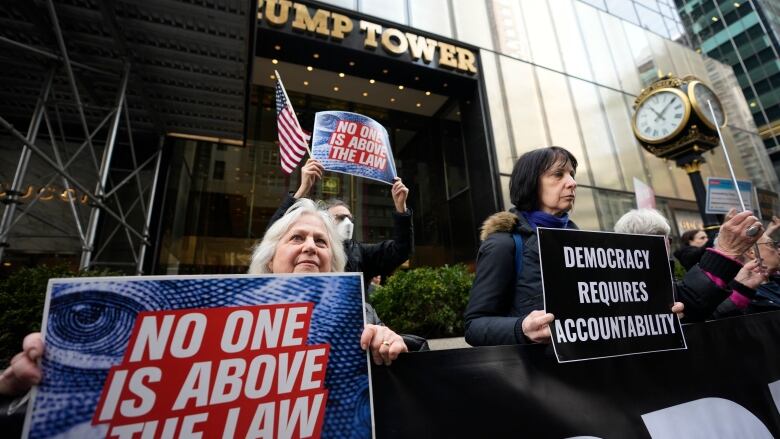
[22, 274, 371, 439]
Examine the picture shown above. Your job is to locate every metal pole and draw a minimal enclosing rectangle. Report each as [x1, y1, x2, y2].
[0, 116, 148, 244]
[81, 63, 131, 269]
[42, 108, 87, 245]
[0, 69, 55, 263]
[137, 141, 164, 274]
[46, 0, 102, 174]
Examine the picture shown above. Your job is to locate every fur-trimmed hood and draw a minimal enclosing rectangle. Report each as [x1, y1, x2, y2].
[479, 211, 520, 241]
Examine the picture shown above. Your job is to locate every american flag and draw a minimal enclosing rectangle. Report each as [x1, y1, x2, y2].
[275, 74, 308, 174]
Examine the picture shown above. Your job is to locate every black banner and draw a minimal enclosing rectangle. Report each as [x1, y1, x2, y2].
[372, 311, 780, 438]
[538, 228, 684, 362]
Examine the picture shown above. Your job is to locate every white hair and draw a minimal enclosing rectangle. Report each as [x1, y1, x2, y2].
[613, 208, 671, 237]
[248, 198, 347, 274]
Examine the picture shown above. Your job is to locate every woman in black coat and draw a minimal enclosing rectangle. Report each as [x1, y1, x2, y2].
[674, 229, 710, 271]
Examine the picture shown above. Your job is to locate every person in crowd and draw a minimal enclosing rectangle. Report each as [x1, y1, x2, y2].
[2, 199, 416, 416]
[674, 229, 711, 271]
[268, 159, 413, 290]
[614, 208, 765, 322]
[713, 229, 780, 317]
[463, 146, 685, 347]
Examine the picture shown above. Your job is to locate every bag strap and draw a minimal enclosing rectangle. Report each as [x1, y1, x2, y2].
[512, 233, 523, 281]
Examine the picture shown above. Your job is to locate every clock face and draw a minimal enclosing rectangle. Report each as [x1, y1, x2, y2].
[633, 89, 690, 144]
[689, 81, 725, 129]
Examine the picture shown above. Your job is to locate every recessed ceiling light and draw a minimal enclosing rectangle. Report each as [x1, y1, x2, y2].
[339, 73, 345, 78]
[313, 53, 320, 58]
[349, 61, 355, 66]
[307, 66, 313, 71]
[369, 79, 375, 84]
[734, 2, 740, 7]
[390, 98, 396, 102]
[425, 91, 431, 96]
[750, 101, 757, 107]
[270, 75, 276, 79]
[398, 85, 404, 90]
[382, 69, 388, 74]
[362, 92, 368, 96]
[414, 76, 420, 81]
[303, 81, 309, 86]
[271, 59, 278, 64]
[274, 45, 281, 50]
[443, 83, 448, 87]
[415, 103, 421, 107]
[333, 86, 339, 91]
[711, 16, 719, 21]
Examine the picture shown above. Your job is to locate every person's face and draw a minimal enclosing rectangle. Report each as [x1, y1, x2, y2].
[270, 214, 333, 273]
[538, 159, 577, 215]
[754, 236, 780, 273]
[690, 230, 708, 247]
[328, 205, 353, 224]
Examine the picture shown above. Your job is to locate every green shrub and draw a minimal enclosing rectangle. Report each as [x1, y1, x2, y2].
[0, 265, 118, 364]
[369, 264, 474, 339]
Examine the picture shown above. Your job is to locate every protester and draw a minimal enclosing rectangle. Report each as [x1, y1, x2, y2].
[674, 229, 711, 271]
[2, 199, 414, 414]
[464, 147, 685, 347]
[614, 208, 765, 322]
[713, 230, 780, 317]
[268, 158, 413, 290]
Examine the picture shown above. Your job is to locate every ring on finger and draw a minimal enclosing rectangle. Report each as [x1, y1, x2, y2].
[746, 224, 762, 237]
[381, 340, 391, 347]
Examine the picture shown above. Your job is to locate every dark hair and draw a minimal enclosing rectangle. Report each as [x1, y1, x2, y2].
[509, 146, 578, 211]
[680, 229, 703, 247]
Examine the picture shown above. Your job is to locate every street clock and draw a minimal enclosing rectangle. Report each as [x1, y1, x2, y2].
[631, 74, 720, 161]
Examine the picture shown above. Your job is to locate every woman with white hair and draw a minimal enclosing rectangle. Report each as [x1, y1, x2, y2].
[248, 198, 409, 365]
[1, 200, 410, 411]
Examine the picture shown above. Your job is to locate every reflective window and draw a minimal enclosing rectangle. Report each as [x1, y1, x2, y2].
[452, 0, 494, 49]
[536, 68, 592, 186]
[499, 55, 548, 157]
[601, 12, 643, 95]
[521, 0, 563, 71]
[570, 78, 624, 190]
[637, 5, 669, 38]
[553, 0, 593, 81]
[600, 87, 647, 191]
[409, 0, 453, 38]
[360, 0, 406, 24]
[605, 0, 639, 25]
[575, 2, 621, 89]
[481, 52, 516, 174]
[490, 0, 533, 61]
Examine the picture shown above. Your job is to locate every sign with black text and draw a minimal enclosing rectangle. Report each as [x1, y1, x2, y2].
[538, 228, 685, 362]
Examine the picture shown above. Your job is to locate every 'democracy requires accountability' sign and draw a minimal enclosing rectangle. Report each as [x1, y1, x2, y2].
[312, 111, 397, 184]
[538, 228, 685, 362]
[23, 273, 372, 439]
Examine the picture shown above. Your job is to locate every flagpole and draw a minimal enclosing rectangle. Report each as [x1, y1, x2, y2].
[707, 99, 762, 264]
[275, 70, 312, 156]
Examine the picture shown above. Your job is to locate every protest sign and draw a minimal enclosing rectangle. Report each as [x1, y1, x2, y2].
[538, 228, 685, 362]
[311, 111, 397, 184]
[372, 312, 780, 438]
[23, 274, 371, 439]
[705, 177, 755, 214]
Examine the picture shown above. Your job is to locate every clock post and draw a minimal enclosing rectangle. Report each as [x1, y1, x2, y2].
[631, 74, 726, 236]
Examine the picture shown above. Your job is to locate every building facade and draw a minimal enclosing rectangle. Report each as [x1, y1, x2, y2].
[152, 0, 779, 274]
[676, 0, 780, 175]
